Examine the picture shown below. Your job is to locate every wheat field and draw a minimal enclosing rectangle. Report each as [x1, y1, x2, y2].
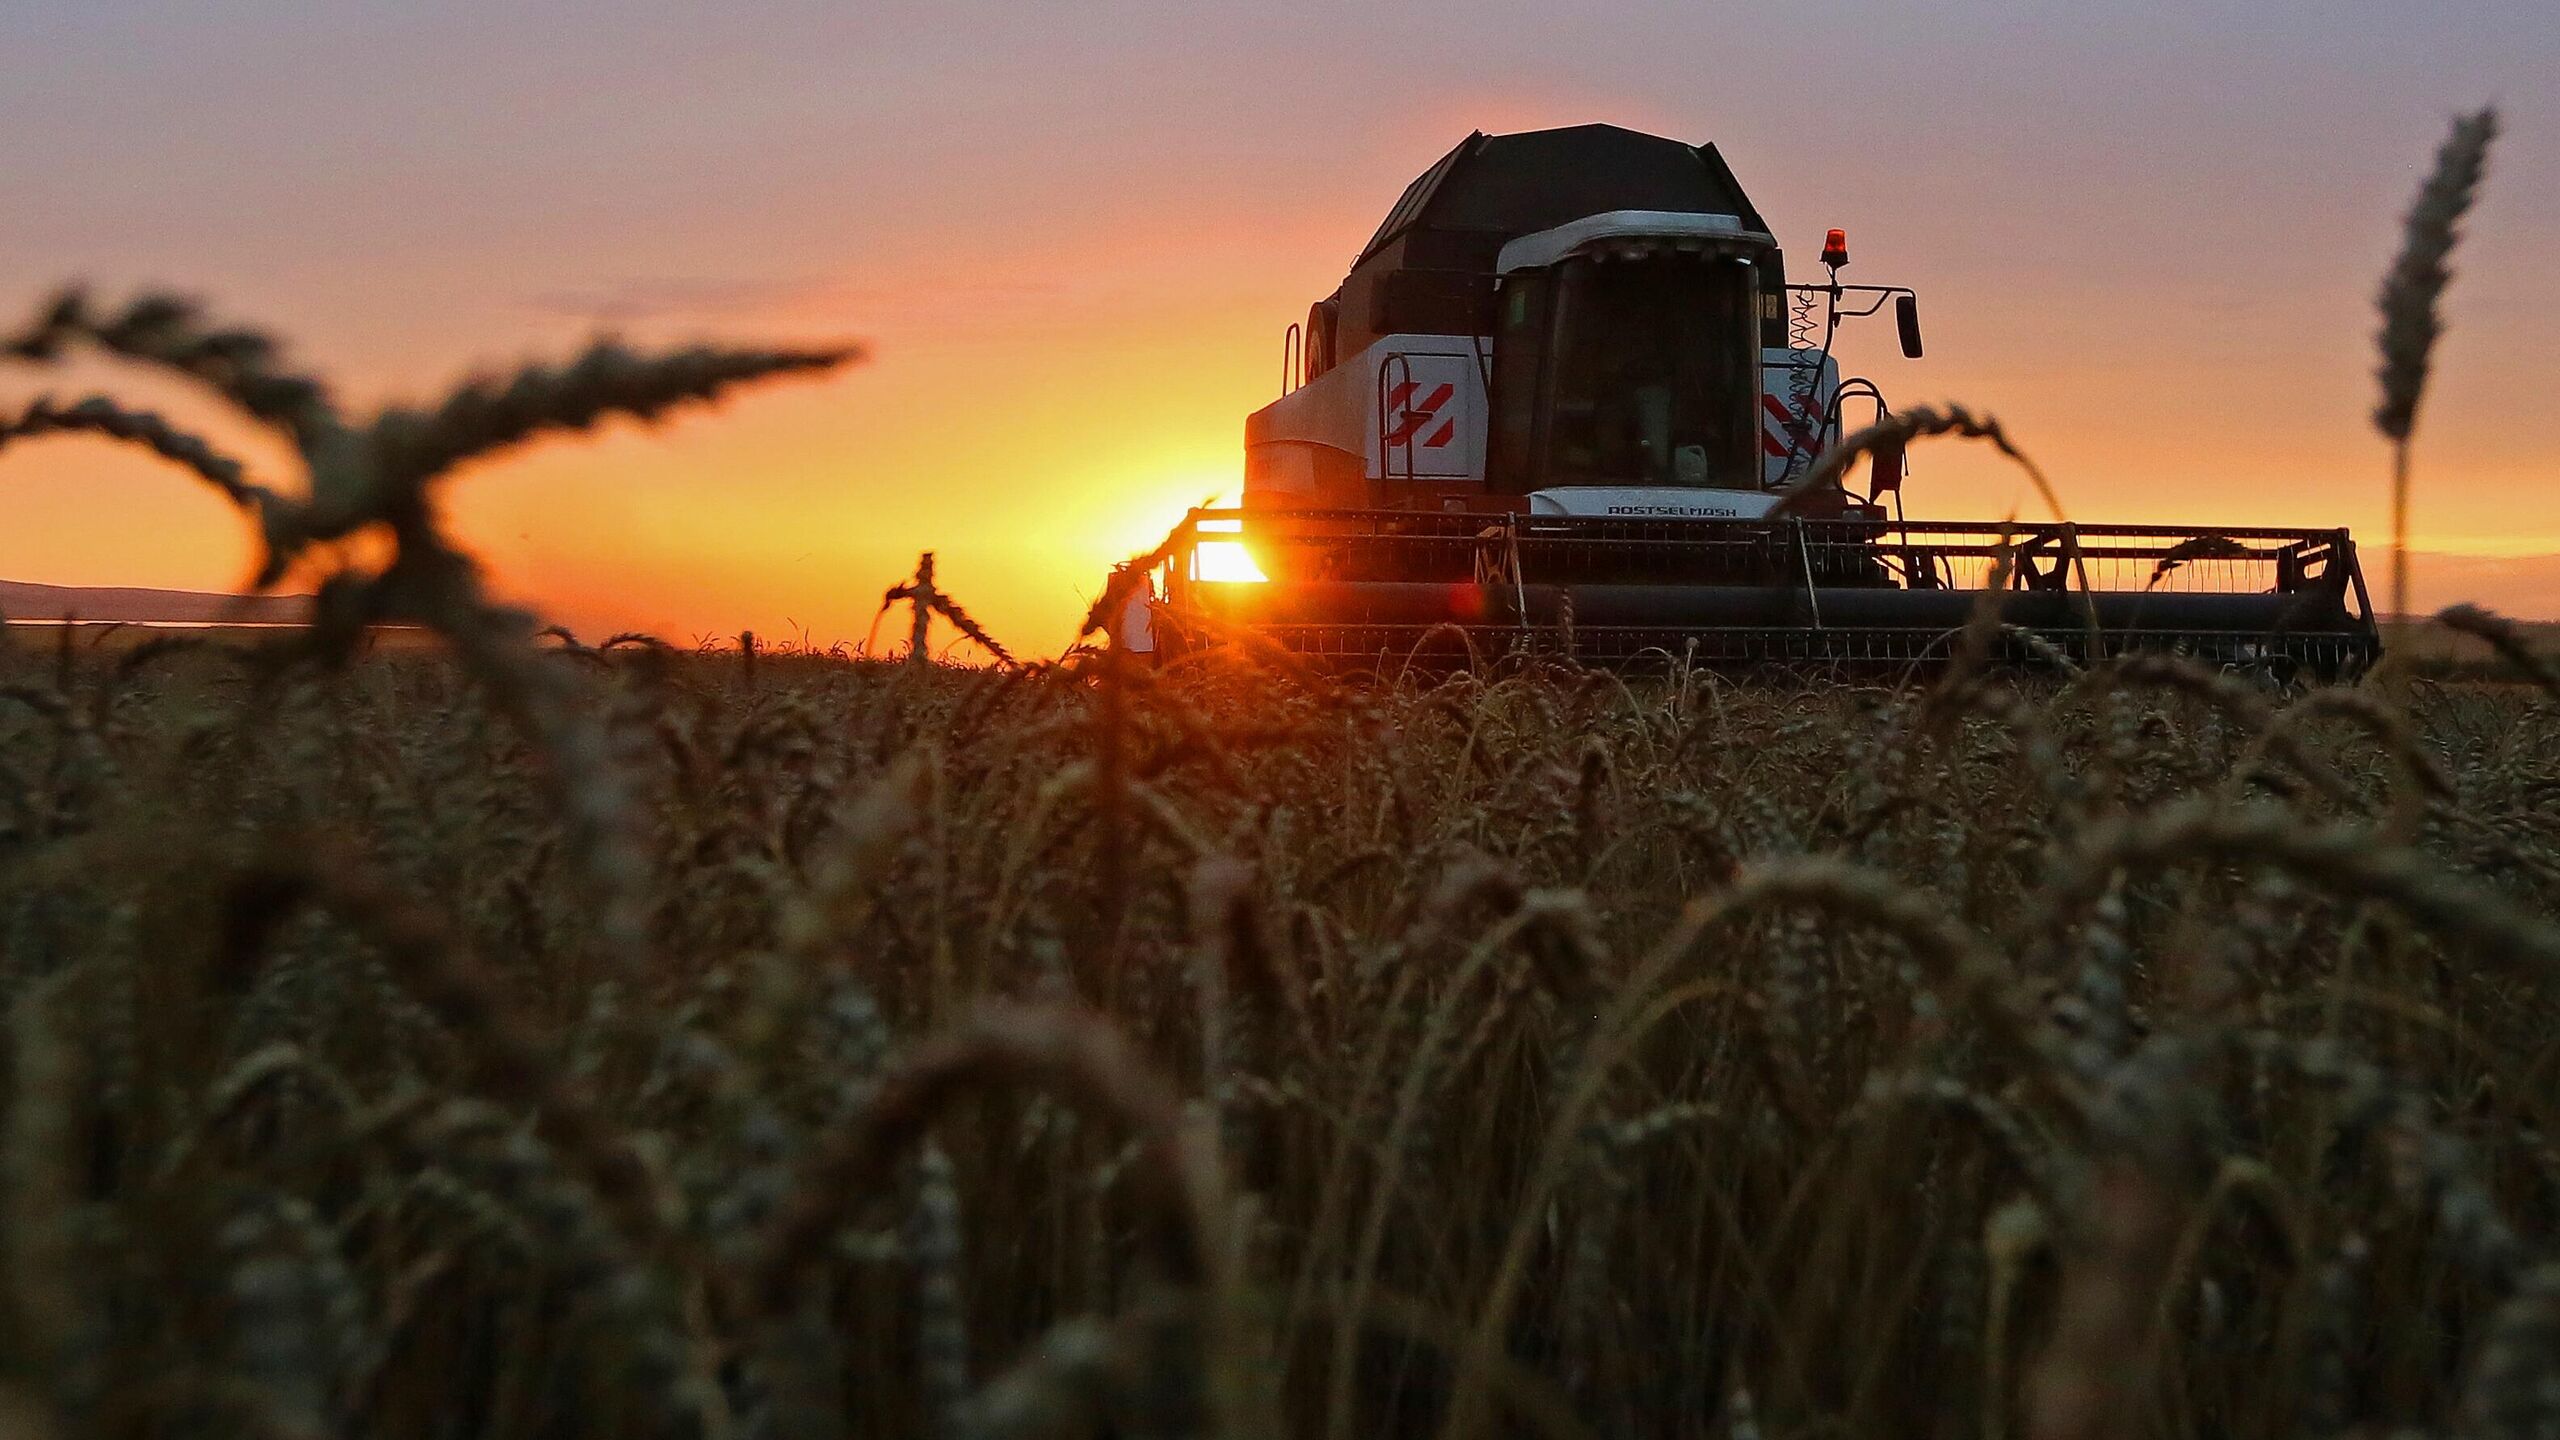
[2, 634, 2556, 1440]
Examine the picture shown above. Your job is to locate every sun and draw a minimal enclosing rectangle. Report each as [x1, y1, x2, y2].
[1192, 528, 1267, 584]
[1106, 482, 1267, 583]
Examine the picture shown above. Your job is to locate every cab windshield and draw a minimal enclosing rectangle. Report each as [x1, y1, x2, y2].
[1540, 253, 1759, 489]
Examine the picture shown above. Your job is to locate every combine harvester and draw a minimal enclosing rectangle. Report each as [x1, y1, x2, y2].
[1118, 124, 2379, 676]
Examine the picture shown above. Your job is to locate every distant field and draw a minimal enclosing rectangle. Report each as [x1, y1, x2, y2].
[0, 580, 438, 651]
[0, 619, 439, 652]
[0, 578, 313, 626]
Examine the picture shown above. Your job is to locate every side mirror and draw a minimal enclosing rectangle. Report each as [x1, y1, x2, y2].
[1896, 294, 1925, 359]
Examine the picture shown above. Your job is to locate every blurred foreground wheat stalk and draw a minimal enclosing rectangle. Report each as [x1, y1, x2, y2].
[3, 289, 858, 974]
[2374, 106, 2499, 627]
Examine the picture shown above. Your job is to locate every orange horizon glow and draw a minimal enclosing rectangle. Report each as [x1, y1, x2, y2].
[4, 286, 2557, 655]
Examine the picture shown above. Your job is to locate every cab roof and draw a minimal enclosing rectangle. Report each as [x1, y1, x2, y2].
[1357, 124, 1770, 268]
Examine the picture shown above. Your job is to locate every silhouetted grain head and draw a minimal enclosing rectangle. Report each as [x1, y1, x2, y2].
[366, 337, 861, 497]
[2, 288, 342, 444]
[2373, 108, 2499, 444]
[1770, 402, 2068, 526]
[0, 394, 266, 513]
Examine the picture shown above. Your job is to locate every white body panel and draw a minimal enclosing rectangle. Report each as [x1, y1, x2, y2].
[1245, 335, 1844, 502]
[1246, 334, 1490, 490]
[1759, 347, 1840, 490]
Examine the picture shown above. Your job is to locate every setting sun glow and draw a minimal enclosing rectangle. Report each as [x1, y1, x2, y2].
[1189, 517, 1267, 583]
[1192, 540, 1268, 584]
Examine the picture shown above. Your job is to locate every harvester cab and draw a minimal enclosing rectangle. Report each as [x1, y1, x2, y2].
[1129, 123, 2378, 676]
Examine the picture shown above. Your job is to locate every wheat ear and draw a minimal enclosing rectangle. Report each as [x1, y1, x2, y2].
[2374, 107, 2499, 623]
[880, 552, 1017, 666]
[229, 846, 670, 1254]
[2027, 797, 2560, 978]
[1768, 402, 2068, 525]
[366, 336, 860, 494]
[0, 394, 270, 512]
[2436, 603, 2560, 698]
[2458, 1263, 2559, 1440]
[4, 288, 342, 442]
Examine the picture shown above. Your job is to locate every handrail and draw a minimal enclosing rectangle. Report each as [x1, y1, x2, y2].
[2057, 521, 2105, 658]
[1791, 521, 1824, 629]
[2342, 536, 2376, 622]
[1375, 353, 1416, 485]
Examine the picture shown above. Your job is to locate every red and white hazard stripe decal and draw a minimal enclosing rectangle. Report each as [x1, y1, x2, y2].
[1761, 392, 1821, 458]
[1385, 380, 1458, 449]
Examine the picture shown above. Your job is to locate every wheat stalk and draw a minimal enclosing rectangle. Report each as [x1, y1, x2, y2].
[879, 552, 1016, 667]
[2459, 1263, 2559, 1440]
[2027, 797, 2560, 980]
[907, 1142, 973, 1437]
[227, 844, 673, 1255]
[1, 978, 82, 1408]
[2374, 107, 2499, 625]
[751, 1003, 1229, 1316]
[216, 1190, 370, 1437]
[959, 1316, 1120, 1440]
[2436, 603, 2560, 698]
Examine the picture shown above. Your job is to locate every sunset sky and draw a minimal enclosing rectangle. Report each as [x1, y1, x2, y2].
[3, 1, 2555, 653]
